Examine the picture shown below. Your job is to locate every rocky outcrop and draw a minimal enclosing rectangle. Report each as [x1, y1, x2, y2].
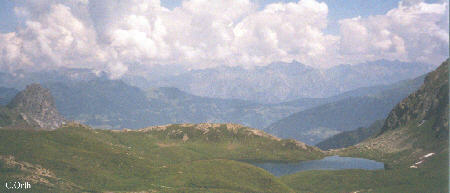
[8, 84, 65, 130]
[379, 59, 449, 139]
[140, 123, 282, 140]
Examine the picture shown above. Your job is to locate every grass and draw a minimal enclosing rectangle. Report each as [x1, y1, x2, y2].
[280, 150, 448, 193]
[280, 116, 449, 193]
[0, 124, 317, 192]
[281, 166, 447, 193]
[0, 122, 447, 192]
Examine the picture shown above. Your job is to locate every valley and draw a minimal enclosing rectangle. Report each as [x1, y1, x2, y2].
[0, 60, 432, 131]
[0, 59, 447, 192]
[0, 0, 448, 192]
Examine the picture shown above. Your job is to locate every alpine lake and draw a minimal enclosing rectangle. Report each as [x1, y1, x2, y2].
[249, 156, 385, 176]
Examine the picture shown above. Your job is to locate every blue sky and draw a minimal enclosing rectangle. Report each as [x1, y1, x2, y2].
[0, 0, 17, 32]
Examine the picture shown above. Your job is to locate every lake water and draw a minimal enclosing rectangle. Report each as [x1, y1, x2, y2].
[250, 156, 385, 176]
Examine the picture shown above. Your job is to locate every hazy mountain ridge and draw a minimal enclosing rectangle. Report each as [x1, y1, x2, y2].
[45, 79, 157, 129]
[316, 120, 384, 150]
[0, 60, 436, 105]
[0, 87, 18, 106]
[314, 69, 432, 149]
[147, 60, 435, 103]
[0, 62, 428, 132]
[313, 75, 428, 149]
[45, 80, 309, 129]
[42, 73, 425, 131]
[0, 68, 100, 90]
[266, 74, 426, 145]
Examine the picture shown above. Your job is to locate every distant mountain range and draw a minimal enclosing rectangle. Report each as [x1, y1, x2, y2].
[0, 60, 435, 105]
[0, 76, 310, 130]
[266, 75, 426, 145]
[42, 71, 425, 130]
[0, 68, 100, 90]
[0, 59, 434, 132]
[139, 60, 435, 103]
[43, 79, 325, 129]
[0, 87, 18, 106]
[316, 120, 384, 150]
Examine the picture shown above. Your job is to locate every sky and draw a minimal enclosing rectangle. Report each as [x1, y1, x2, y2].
[0, 0, 448, 78]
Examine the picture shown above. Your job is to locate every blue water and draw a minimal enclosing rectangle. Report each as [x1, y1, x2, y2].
[250, 156, 385, 176]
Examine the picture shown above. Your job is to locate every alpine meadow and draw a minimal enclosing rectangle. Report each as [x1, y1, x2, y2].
[0, 0, 448, 192]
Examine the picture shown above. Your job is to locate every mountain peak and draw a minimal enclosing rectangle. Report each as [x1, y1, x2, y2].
[266, 60, 310, 69]
[8, 83, 65, 130]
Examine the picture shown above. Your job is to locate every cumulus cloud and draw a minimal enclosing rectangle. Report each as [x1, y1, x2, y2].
[1, 2, 110, 73]
[0, 0, 448, 78]
[231, 0, 339, 67]
[338, 0, 449, 65]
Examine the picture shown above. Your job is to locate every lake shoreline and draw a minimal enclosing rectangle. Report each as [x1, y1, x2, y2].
[249, 155, 385, 176]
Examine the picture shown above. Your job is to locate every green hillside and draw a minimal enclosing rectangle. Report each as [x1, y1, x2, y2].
[281, 59, 449, 193]
[0, 106, 29, 129]
[281, 155, 447, 193]
[0, 123, 323, 192]
[316, 120, 384, 150]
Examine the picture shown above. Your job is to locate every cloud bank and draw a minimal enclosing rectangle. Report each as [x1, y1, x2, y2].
[0, 0, 448, 78]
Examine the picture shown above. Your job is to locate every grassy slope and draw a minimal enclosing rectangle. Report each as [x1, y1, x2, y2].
[280, 60, 449, 193]
[316, 119, 384, 150]
[281, 125, 448, 193]
[0, 106, 31, 129]
[0, 123, 323, 192]
[281, 155, 447, 193]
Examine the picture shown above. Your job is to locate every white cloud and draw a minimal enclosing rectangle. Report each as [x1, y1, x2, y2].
[338, 0, 449, 65]
[0, 32, 30, 71]
[0, 0, 448, 78]
[231, 0, 339, 67]
[1, 3, 108, 72]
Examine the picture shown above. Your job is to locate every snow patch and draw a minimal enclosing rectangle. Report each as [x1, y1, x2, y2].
[422, 153, 435, 158]
[417, 120, 426, 127]
[410, 152, 436, 169]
